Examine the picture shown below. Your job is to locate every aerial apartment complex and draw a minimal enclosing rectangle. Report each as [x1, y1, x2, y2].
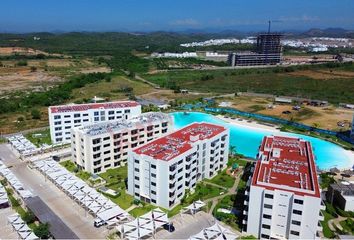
[71, 112, 172, 174]
[228, 33, 282, 66]
[127, 122, 229, 209]
[244, 136, 324, 239]
[48, 101, 141, 144]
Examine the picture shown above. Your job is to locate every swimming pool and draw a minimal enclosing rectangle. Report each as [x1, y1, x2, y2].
[171, 112, 354, 170]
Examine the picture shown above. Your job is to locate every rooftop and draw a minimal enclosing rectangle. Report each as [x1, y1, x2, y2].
[49, 101, 139, 114]
[134, 122, 227, 161]
[76, 112, 171, 136]
[252, 135, 320, 198]
[330, 182, 354, 196]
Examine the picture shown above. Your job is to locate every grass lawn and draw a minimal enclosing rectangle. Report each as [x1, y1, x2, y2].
[60, 160, 77, 172]
[104, 191, 134, 210]
[60, 160, 91, 181]
[321, 210, 336, 238]
[204, 170, 235, 188]
[25, 129, 51, 147]
[99, 166, 127, 184]
[143, 62, 354, 104]
[340, 218, 354, 234]
[129, 204, 156, 217]
[227, 157, 248, 167]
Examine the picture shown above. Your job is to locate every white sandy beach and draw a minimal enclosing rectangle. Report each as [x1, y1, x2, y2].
[215, 115, 280, 132]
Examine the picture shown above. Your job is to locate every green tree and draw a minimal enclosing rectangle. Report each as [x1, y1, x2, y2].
[16, 60, 28, 66]
[33, 223, 50, 239]
[23, 211, 36, 224]
[31, 109, 41, 119]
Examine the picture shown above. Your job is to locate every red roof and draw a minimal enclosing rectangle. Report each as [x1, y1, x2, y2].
[134, 122, 227, 161]
[251, 135, 320, 198]
[49, 101, 140, 113]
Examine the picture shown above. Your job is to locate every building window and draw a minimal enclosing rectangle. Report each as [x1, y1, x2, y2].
[294, 199, 304, 205]
[262, 224, 271, 229]
[265, 193, 273, 199]
[54, 115, 61, 119]
[74, 113, 80, 118]
[291, 220, 301, 226]
[263, 214, 272, 219]
[135, 184, 139, 189]
[151, 173, 156, 178]
[292, 210, 302, 215]
[264, 204, 272, 209]
[290, 230, 300, 236]
[151, 164, 156, 169]
[261, 234, 270, 239]
[151, 190, 156, 195]
[135, 176, 139, 180]
[134, 159, 139, 164]
[151, 182, 156, 186]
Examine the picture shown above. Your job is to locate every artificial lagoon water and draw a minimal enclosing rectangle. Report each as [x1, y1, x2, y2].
[171, 112, 354, 170]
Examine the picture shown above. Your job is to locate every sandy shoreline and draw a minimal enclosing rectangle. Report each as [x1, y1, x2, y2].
[215, 115, 280, 132]
[215, 114, 354, 170]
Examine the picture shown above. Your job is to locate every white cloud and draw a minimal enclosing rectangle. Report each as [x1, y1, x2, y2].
[169, 18, 200, 26]
[278, 15, 320, 22]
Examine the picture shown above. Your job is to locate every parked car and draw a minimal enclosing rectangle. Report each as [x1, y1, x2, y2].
[163, 223, 175, 232]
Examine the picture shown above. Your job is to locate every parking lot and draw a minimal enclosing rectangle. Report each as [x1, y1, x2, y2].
[0, 144, 107, 239]
[0, 207, 19, 239]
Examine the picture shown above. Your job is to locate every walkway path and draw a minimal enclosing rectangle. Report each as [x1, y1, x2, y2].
[204, 170, 244, 214]
[328, 216, 348, 232]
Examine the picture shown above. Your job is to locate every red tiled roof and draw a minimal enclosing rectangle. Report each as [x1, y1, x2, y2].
[49, 101, 140, 113]
[251, 135, 320, 198]
[134, 122, 227, 161]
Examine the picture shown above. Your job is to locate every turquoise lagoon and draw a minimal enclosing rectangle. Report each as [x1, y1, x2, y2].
[171, 112, 354, 170]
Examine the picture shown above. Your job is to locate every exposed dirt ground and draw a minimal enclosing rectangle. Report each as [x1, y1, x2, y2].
[0, 68, 63, 93]
[284, 69, 354, 80]
[218, 96, 354, 131]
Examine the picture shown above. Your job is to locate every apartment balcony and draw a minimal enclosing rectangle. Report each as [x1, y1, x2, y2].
[318, 211, 324, 221]
[317, 221, 323, 232]
[245, 190, 249, 196]
[243, 210, 248, 215]
[320, 201, 326, 211]
[244, 200, 248, 206]
[242, 219, 247, 225]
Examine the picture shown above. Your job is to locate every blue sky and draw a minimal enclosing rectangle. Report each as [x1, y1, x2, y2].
[1, 0, 353, 32]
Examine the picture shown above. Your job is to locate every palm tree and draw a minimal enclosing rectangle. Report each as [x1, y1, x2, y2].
[229, 146, 236, 157]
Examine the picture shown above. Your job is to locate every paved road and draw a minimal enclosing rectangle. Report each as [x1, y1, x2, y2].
[0, 144, 107, 239]
[156, 211, 215, 239]
[0, 207, 19, 239]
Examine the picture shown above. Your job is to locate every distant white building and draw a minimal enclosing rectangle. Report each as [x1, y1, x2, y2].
[71, 112, 172, 174]
[127, 122, 229, 209]
[244, 135, 325, 239]
[48, 101, 141, 144]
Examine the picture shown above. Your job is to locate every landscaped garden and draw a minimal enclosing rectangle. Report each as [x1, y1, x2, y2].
[25, 129, 52, 147]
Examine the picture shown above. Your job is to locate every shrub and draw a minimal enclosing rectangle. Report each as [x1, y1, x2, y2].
[33, 223, 50, 239]
[31, 109, 41, 119]
[23, 211, 36, 224]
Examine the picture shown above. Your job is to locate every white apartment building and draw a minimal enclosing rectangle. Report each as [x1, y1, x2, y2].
[48, 101, 141, 144]
[71, 112, 172, 174]
[244, 136, 325, 239]
[127, 122, 229, 209]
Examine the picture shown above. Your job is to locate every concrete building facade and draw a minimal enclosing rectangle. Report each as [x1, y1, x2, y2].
[327, 182, 354, 212]
[71, 112, 172, 174]
[48, 101, 141, 144]
[244, 136, 325, 239]
[127, 122, 229, 209]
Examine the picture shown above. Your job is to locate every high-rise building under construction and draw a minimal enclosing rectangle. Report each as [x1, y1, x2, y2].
[228, 33, 282, 66]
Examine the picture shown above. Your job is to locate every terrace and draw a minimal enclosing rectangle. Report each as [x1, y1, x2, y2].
[134, 122, 226, 161]
[49, 101, 139, 113]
